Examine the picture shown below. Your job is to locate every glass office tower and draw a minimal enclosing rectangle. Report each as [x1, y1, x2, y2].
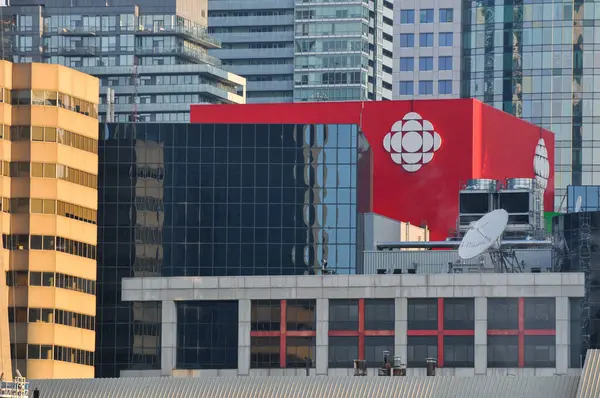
[96, 122, 367, 376]
[461, 1, 583, 209]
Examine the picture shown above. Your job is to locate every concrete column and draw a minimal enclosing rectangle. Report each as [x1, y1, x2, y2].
[395, 298, 407, 363]
[161, 300, 177, 376]
[474, 297, 487, 375]
[238, 299, 251, 376]
[555, 296, 569, 375]
[316, 298, 329, 375]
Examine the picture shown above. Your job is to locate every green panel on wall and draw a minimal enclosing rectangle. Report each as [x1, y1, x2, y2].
[544, 212, 561, 233]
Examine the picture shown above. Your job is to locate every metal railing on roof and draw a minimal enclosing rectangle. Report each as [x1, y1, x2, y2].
[363, 248, 553, 275]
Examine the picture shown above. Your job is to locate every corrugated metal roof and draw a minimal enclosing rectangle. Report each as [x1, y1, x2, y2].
[577, 349, 600, 398]
[29, 375, 580, 398]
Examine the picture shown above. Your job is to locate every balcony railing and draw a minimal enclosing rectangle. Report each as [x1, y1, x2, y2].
[44, 45, 99, 56]
[135, 25, 221, 49]
[134, 47, 222, 67]
[56, 26, 98, 36]
[0, 25, 39, 33]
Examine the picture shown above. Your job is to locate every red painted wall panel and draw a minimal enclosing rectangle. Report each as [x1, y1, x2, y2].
[190, 101, 364, 125]
[476, 102, 555, 211]
[377, 99, 475, 239]
[190, 99, 554, 240]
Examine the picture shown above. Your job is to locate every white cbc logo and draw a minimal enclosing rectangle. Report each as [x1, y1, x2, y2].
[533, 138, 549, 190]
[382, 112, 442, 173]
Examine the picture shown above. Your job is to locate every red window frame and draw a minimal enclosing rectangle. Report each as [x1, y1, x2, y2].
[249, 299, 317, 368]
[327, 298, 395, 360]
[487, 297, 556, 368]
[407, 298, 474, 368]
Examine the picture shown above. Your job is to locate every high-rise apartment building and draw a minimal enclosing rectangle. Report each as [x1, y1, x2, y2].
[0, 61, 99, 379]
[208, 0, 394, 103]
[1, 0, 246, 122]
[393, 0, 462, 99]
[208, 0, 295, 103]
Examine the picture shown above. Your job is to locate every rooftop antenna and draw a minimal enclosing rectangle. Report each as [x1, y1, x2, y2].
[458, 209, 523, 273]
[575, 196, 582, 213]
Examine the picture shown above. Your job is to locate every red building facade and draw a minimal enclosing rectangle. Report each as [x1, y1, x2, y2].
[191, 99, 554, 240]
[248, 297, 557, 369]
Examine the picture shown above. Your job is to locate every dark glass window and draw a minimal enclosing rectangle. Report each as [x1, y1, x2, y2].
[129, 302, 161, 369]
[399, 57, 414, 72]
[407, 336, 437, 367]
[487, 298, 518, 330]
[524, 335, 555, 368]
[399, 81, 413, 95]
[251, 300, 281, 331]
[570, 298, 583, 368]
[329, 299, 358, 331]
[419, 56, 433, 71]
[439, 56, 453, 70]
[286, 336, 315, 368]
[250, 336, 279, 369]
[365, 336, 394, 368]
[399, 33, 414, 48]
[419, 33, 433, 47]
[487, 336, 518, 367]
[328, 336, 358, 368]
[524, 298, 555, 329]
[176, 301, 238, 369]
[286, 299, 315, 331]
[419, 9, 434, 23]
[408, 298, 437, 330]
[444, 336, 474, 367]
[444, 298, 474, 330]
[364, 299, 394, 330]
[96, 122, 361, 377]
[400, 9, 414, 24]
[439, 8, 454, 22]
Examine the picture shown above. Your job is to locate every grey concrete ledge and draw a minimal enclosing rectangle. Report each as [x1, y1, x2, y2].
[121, 273, 585, 302]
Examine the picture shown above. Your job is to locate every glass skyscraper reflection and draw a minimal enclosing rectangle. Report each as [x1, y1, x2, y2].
[567, 185, 600, 213]
[96, 122, 366, 376]
[461, 0, 584, 208]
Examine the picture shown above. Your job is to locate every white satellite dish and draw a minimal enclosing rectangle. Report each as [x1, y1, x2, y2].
[458, 209, 509, 260]
[575, 196, 582, 213]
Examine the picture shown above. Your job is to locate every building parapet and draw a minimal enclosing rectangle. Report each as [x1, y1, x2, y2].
[121, 273, 585, 302]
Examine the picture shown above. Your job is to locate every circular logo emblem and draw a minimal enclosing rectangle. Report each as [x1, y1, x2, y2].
[534, 138, 549, 190]
[383, 112, 442, 173]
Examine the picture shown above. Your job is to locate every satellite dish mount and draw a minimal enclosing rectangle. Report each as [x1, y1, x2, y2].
[458, 209, 523, 273]
[575, 196, 582, 213]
